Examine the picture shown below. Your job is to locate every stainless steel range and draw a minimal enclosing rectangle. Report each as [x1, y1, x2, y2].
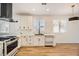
[0, 36, 18, 56]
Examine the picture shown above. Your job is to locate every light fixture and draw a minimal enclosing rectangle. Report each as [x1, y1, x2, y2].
[69, 4, 79, 21]
[32, 8, 36, 11]
[46, 8, 50, 11]
[41, 3, 47, 5]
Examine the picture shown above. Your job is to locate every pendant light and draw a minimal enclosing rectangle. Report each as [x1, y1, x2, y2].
[41, 3, 47, 5]
[69, 4, 79, 21]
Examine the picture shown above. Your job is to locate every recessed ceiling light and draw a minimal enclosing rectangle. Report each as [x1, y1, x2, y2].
[32, 8, 36, 11]
[46, 8, 50, 11]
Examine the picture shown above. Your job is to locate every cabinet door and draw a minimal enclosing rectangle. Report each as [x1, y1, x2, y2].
[19, 16, 28, 35]
[20, 36, 27, 46]
[27, 16, 33, 35]
[26, 36, 34, 46]
[0, 49, 3, 56]
[0, 42, 3, 49]
[18, 37, 22, 48]
[38, 37, 45, 46]
[34, 36, 45, 46]
[33, 36, 39, 46]
[0, 42, 3, 56]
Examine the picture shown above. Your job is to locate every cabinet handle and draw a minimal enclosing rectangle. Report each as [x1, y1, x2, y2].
[38, 38, 40, 41]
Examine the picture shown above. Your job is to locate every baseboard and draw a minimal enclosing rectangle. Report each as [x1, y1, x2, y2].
[21, 46, 44, 48]
[56, 43, 79, 44]
[19, 43, 79, 48]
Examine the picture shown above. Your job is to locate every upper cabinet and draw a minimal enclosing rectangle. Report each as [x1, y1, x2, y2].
[19, 16, 33, 35]
[0, 3, 12, 18]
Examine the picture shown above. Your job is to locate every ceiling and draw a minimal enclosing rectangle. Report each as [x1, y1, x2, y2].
[13, 3, 79, 16]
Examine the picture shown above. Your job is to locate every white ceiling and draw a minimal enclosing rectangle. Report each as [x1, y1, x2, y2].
[13, 3, 79, 16]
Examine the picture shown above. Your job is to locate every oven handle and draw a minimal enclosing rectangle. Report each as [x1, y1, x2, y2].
[6, 39, 18, 46]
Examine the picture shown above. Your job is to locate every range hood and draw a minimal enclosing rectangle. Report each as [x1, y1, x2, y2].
[69, 17, 79, 21]
[0, 3, 18, 22]
[0, 18, 18, 22]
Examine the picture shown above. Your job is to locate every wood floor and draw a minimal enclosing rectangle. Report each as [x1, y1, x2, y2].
[16, 43, 79, 56]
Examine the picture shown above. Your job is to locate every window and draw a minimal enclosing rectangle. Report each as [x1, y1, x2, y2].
[33, 18, 45, 34]
[53, 20, 67, 33]
[53, 20, 59, 33]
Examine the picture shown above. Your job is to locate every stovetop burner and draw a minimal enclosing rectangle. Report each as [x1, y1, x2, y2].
[0, 36, 16, 41]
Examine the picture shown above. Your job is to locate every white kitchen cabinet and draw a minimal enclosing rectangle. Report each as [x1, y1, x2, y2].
[19, 35, 56, 47]
[26, 35, 34, 46]
[33, 36, 39, 46]
[18, 16, 34, 46]
[18, 36, 34, 47]
[0, 42, 3, 56]
[19, 36, 27, 46]
[19, 16, 33, 35]
[20, 35, 45, 46]
[0, 49, 3, 56]
[38, 37, 45, 46]
[17, 37, 22, 48]
[0, 42, 3, 48]
[34, 35, 45, 46]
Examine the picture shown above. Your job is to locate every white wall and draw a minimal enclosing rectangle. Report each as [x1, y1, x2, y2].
[9, 4, 20, 36]
[12, 15, 79, 43]
[12, 4, 79, 43]
[55, 20, 79, 43]
[52, 16, 79, 43]
[12, 13, 79, 43]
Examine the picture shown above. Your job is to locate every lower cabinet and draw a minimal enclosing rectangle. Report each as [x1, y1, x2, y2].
[0, 42, 3, 56]
[19, 35, 55, 47]
[33, 36, 45, 46]
[0, 49, 3, 56]
[25, 35, 45, 46]
[26, 36, 34, 46]
[19, 36, 27, 46]
[19, 35, 33, 46]
[20, 35, 45, 46]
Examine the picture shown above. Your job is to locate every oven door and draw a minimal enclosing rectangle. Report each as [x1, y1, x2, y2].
[4, 39, 18, 56]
